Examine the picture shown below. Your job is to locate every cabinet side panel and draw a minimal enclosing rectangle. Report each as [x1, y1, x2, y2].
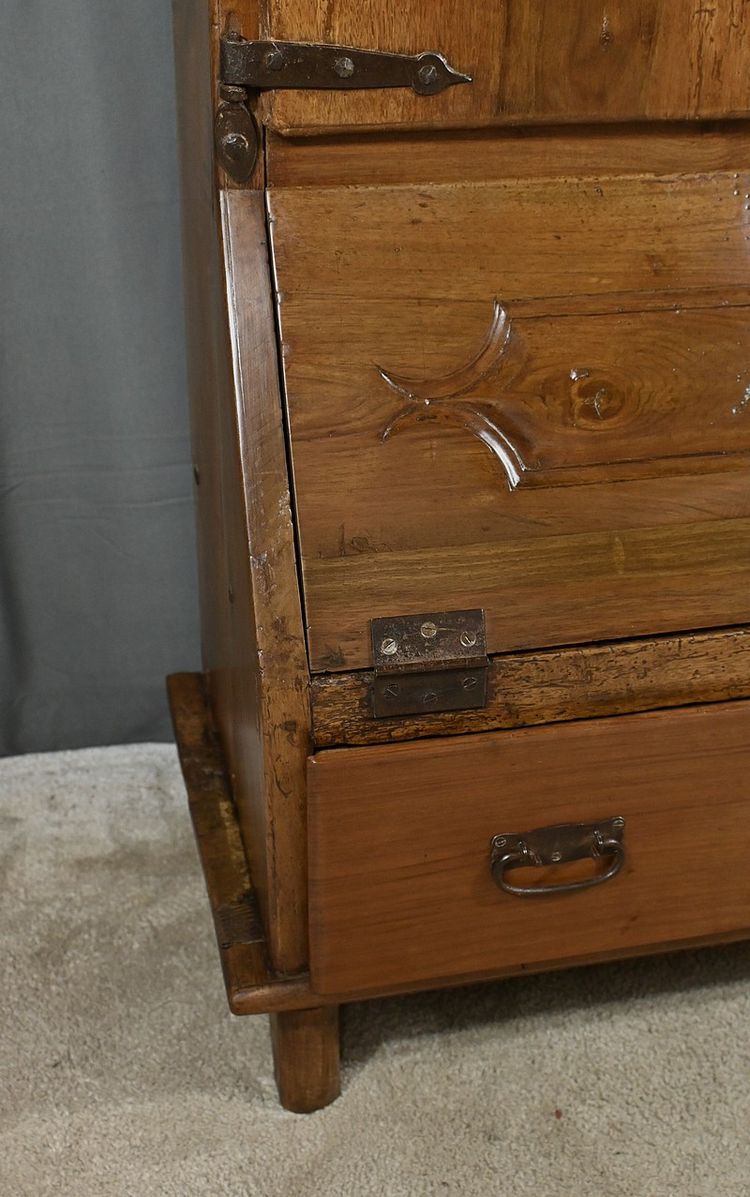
[172, 0, 309, 973]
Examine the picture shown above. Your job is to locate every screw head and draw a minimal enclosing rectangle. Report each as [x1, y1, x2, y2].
[422, 690, 438, 706]
[383, 683, 400, 699]
[418, 62, 438, 86]
[460, 630, 478, 648]
[461, 675, 478, 691]
[612, 816, 625, 829]
[380, 637, 398, 656]
[494, 836, 507, 848]
[221, 131, 250, 161]
[264, 48, 284, 70]
[333, 55, 355, 78]
[551, 851, 562, 863]
[420, 621, 438, 639]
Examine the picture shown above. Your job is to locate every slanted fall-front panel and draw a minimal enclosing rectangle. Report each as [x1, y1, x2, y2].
[268, 130, 750, 672]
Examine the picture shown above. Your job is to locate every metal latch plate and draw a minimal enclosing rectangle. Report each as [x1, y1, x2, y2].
[370, 609, 488, 718]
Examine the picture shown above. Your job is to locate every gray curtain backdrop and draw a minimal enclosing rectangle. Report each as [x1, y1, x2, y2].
[0, 2, 200, 754]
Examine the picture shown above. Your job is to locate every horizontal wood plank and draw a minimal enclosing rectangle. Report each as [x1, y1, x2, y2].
[283, 303, 750, 487]
[304, 518, 750, 669]
[270, 172, 750, 305]
[311, 628, 750, 746]
[262, 1, 750, 134]
[268, 126, 750, 191]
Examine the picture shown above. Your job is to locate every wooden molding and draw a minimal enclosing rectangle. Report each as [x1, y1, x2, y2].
[311, 627, 750, 747]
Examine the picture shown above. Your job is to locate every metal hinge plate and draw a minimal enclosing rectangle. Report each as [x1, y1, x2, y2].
[370, 609, 488, 718]
[220, 36, 472, 96]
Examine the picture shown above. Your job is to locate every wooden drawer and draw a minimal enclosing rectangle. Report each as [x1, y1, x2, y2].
[308, 700, 750, 994]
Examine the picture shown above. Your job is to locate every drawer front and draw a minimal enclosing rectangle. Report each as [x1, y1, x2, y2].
[308, 701, 750, 994]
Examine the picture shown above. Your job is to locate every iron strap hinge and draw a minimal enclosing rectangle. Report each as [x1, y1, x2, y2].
[370, 609, 488, 719]
[220, 35, 472, 96]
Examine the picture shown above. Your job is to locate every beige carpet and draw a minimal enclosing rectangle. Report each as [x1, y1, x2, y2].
[1, 744, 749, 1196]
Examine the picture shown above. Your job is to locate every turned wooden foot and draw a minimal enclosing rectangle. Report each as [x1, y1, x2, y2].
[269, 1006, 341, 1113]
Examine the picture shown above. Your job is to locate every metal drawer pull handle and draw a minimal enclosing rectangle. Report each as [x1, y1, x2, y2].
[490, 817, 626, 897]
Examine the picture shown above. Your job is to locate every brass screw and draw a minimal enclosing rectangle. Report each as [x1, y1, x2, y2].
[460, 630, 477, 648]
[420, 621, 438, 639]
[380, 637, 398, 656]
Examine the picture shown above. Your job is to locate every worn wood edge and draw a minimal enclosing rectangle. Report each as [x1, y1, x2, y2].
[220, 189, 312, 972]
[167, 671, 309, 1013]
[266, 122, 750, 189]
[166, 674, 750, 1012]
[310, 627, 750, 747]
[232, 928, 750, 1014]
[172, 0, 303, 972]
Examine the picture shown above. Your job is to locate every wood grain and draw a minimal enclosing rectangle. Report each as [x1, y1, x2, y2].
[169, 672, 340, 1113]
[308, 700, 750, 993]
[303, 517, 750, 668]
[167, 672, 276, 1003]
[218, 190, 311, 972]
[311, 627, 750, 747]
[267, 125, 750, 191]
[268, 147, 750, 671]
[270, 1007, 341, 1113]
[172, 1, 311, 973]
[261, 0, 750, 134]
[270, 171, 750, 305]
[290, 303, 750, 489]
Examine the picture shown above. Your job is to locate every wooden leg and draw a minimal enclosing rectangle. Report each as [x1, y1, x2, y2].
[269, 1005, 341, 1113]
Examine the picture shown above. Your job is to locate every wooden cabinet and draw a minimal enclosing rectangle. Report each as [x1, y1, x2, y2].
[170, 0, 750, 1112]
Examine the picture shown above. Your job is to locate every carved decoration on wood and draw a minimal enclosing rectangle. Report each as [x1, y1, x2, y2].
[377, 301, 527, 490]
[376, 298, 750, 491]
